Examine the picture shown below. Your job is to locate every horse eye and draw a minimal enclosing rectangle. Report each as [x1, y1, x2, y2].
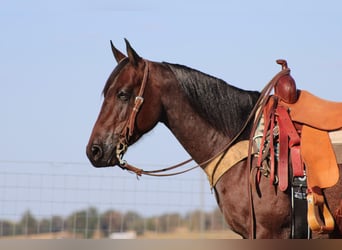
[117, 90, 130, 101]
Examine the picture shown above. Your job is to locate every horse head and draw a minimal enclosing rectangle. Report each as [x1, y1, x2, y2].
[86, 39, 163, 167]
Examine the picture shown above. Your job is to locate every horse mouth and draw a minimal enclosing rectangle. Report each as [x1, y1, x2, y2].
[106, 150, 120, 167]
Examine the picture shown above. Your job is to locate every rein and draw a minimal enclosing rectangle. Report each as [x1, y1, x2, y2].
[115, 59, 290, 180]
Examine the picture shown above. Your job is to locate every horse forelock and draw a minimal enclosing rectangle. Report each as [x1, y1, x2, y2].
[164, 62, 260, 138]
[102, 58, 129, 97]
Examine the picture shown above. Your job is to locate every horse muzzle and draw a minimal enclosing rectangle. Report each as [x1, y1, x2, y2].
[86, 142, 119, 168]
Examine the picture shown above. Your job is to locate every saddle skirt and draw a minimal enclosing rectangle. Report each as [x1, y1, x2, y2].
[301, 125, 339, 189]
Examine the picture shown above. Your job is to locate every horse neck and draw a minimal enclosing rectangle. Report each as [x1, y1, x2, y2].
[162, 95, 225, 164]
[155, 63, 258, 164]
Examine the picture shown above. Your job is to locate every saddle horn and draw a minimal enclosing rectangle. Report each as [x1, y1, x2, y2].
[275, 59, 298, 104]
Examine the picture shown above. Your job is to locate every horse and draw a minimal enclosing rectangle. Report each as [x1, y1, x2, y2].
[86, 39, 342, 238]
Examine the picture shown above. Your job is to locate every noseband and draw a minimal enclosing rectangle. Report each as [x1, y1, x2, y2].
[116, 60, 149, 167]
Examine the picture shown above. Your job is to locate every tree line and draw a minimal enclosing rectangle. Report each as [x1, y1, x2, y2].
[0, 207, 228, 238]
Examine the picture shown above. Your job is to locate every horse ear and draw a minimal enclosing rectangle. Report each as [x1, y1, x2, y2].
[110, 40, 126, 63]
[124, 38, 141, 66]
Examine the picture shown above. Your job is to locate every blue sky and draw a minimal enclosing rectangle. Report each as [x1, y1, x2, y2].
[1, 0, 342, 219]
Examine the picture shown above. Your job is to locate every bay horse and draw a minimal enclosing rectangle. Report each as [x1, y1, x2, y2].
[86, 39, 342, 238]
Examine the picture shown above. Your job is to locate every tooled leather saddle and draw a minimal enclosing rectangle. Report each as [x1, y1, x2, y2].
[256, 60, 342, 236]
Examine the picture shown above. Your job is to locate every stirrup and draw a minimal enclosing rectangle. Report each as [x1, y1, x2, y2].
[307, 189, 335, 234]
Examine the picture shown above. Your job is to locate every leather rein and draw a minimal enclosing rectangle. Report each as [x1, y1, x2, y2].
[115, 59, 290, 179]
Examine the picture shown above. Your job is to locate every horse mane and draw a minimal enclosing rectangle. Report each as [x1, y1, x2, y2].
[164, 62, 260, 138]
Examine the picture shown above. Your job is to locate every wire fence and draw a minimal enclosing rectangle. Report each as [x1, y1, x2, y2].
[0, 160, 230, 239]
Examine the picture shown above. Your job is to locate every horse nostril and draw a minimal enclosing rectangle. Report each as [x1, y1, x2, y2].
[91, 144, 103, 161]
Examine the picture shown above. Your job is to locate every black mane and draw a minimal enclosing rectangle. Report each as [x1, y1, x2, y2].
[164, 63, 260, 138]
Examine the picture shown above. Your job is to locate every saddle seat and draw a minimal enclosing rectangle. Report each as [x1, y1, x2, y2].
[281, 90, 342, 131]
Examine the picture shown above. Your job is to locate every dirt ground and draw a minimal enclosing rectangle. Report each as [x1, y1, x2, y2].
[138, 228, 242, 239]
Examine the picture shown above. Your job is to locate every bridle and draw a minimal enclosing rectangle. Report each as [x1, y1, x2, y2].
[114, 59, 199, 176]
[115, 59, 196, 176]
[115, 59, 149, 168]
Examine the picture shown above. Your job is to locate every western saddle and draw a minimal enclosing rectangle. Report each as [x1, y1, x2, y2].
[257, 59, 342, 236]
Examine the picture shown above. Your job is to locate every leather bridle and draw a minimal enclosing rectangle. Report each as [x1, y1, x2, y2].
[115, 59, 197, 176]
[116, 60, 149, 167]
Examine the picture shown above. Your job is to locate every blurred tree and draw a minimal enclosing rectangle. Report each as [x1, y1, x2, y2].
[4, 207, 227, 237]
[100, 210, 123, 236]
[185, 210, 202, 231]
[19, 210, 37, 235]
[38, 218, 50, 233]
[38, 215, 64, 233]
[157, 213, 182, 232]
[66, 207, 98, 238]
[51, 215, 65, 232]
[122, 211, 144, 234]
[209, 208, 228, 230]
[0, 220, 15, 236]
